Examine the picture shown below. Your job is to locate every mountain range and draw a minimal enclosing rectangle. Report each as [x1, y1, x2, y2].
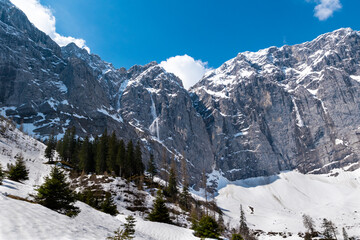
[1, 0, 360, 187]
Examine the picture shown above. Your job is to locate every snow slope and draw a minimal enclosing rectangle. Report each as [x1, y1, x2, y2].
[214, 167, 360, 239]
[0, 119, 200, 240]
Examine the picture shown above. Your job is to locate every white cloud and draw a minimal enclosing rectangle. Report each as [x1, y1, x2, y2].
[9, 0, 90, 52]
[160, 55, 210, 89]
[311, 0, 342, 21]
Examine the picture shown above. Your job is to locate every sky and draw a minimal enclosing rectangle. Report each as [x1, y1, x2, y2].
[8, 0, 360, 89]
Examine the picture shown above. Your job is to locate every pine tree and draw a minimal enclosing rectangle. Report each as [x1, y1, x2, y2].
[0, 163, 4, 185]
[35, 167, 79, 216]
[342, 227, 349, 240]
[147, 154, 157, 181]
[148, 190, 171, 224]
[8, 154, 29, 182]
[192, 215, 221, 239]
[231, 233, 244, 240]
[123, 215, 136, 239]
[45, 132, 56, 163]
[321, 218, 337, 240]
[179, 154, 190, 210]
[117, 140, 126, 177]
[239, 204, 250, 237]
[302, 214, 316, 235]
[134, 142, 144, 176]
[107, 228, 127, 240]
[124, 140, 134, 178]
[166, 158, 177, 199]
[78, 136, 94, 173]
[100, 192, 118, 216]
[107, 132, 118, 174]
[96, 129, 108, 174]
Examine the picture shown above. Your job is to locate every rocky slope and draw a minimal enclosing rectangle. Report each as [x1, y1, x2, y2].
[0, 0, 359, 185]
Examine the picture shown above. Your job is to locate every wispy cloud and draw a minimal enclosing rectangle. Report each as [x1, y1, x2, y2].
[160, 55, 210, 89]
[10, 0, 90, 52]
[309, 0, 342, 21]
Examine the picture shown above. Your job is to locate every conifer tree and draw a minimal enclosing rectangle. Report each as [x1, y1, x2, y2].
[239, 204, 250, 237]
[179, 154, 190, 210]
[0, 163, 4, 185]
[8, 154, 29, 182]
[231, 234, 244, 240]
[302, 214, 316, 235]
[78, 136, 94, 173]
[166, 158, 177, 199]
[100, 192, 118, 216]
[96, 129, 108, 174]
[123, 215, 136, 239]
[148, 190, 171, 224]
[342, 227, 349, 240]
[134, 142, 144, 176]
[124, 140, 134, 178]
[107, 132, 118, 174]
[147, 154, 157, 182]
[35, 167, 79, 216]
[117, 140, 126, 177]
[45, 132, 56, 163]
[321, 218, 337, 240]
[192, 215, 221, 239]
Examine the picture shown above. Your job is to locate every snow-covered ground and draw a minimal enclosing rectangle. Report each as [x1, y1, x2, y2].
[213, 167, 360, 239]
[1, 119, 360, 239]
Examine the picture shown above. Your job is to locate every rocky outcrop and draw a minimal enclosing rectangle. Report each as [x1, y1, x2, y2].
[0, 0, 359, 186]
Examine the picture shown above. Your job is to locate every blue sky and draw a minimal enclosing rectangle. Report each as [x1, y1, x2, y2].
[9, 0, 360, 88]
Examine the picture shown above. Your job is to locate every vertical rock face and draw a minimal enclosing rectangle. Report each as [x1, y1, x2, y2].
[0, 0, 360, 186]
[191, 28, 360, 180]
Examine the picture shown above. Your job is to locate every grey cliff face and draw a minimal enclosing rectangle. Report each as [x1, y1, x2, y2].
[0, 0, 359, 186]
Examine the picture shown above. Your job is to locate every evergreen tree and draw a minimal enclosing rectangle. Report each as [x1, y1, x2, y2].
[45, 132, 56, 163]
[342, 227, 349, 240]
[78, 136, 94, 173]
[107, 228, 127, 240]
[124, 141, 134, 178]
[35, 167, 79, 216]
[107, 132, 118, 174]
[239, 204, 250, 237]
[302, 214, 316, 235]
[321, 218, 337, 240]
[231, 233, 244, 240]
[192, 215, 221, 239]
[134, 142, 144, 176]
[166, 159, 177, 199]
[147, 154, 157, 181]
[0, 163, 4, 185]
[123, 215, 136, 239]
[117, 140, 126, 177]
[100, 192, 118, 216]
[179, 184, 191, 211]
[8, 154, 29, 182]
[96, 129, 108, 174]
[148, 190, 171, 224]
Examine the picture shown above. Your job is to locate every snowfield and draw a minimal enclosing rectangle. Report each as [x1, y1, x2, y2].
[213, 167, 360, 239]
[0, 120, 360, 239]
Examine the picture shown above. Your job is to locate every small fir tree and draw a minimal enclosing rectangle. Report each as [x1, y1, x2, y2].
[116, 140, 126, 177]
[192, 215, 221, 239]
[100, 192, 118, 216]
[342, 227, 349, 240]
[134, 142, 144, 176]
[231, 233, 244, 240]
[45, 132, 56, 163]
[166, 159, 177, 199]
[107, 132, 118, 174]
[147, 154, 157, 181]
[78, 136, 94, 173]
[302, 214, 316, 235]
[107, 228, 127, 240]
[0, 163, 4, 185]
[8, 154, 29, 182]
[239, 204, 250, 237]
[148, 190, 171, 224]
[123, 215, 136, 239]
[321, 218, 337, 240]
[96, 129, 108, 174]
[35, 167, 79, 216]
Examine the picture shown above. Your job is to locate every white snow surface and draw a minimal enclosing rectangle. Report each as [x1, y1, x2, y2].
[0, 119, 201, 240]
[214, 168, 360, 239]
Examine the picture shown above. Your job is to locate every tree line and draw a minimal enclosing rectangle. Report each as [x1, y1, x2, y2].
[46, 127, 144, 179]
